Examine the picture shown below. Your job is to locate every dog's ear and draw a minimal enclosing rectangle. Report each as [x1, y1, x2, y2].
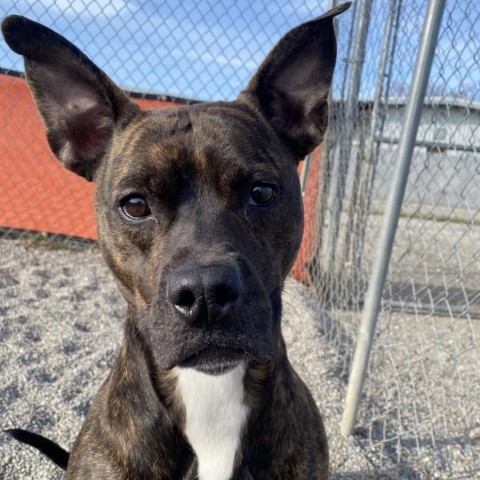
[241, 2, 350, 161]
[1, 15, 138, 181]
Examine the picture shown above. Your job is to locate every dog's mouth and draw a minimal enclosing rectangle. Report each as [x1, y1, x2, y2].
[178, 344, 247, 375]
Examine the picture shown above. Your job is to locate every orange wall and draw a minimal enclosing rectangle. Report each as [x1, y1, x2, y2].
[0, 73, 180, 239]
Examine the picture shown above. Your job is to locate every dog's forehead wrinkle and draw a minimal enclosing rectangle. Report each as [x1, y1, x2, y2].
[107, 114, 197, 196]
[188, 130, 282, 197]
[190, 102, 272, 146]
[108, 105, 285, 203]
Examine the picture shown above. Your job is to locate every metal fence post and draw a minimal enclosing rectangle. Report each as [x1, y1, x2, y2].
[323, 0, 372, 276]
[350, 0, 400, 275]
[340, 0, 447, 436]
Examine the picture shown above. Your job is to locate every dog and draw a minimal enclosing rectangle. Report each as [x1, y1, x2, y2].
[2, 3, 350, 478]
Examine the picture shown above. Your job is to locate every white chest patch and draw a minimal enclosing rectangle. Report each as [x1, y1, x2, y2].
[175, 363, 249, 480]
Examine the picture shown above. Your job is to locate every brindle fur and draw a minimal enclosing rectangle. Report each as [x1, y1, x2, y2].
[2, 4, 350, 479]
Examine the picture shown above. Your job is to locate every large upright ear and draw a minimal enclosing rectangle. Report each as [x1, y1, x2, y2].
[1, 15, 138, 181]
[240, 2, 350, 161]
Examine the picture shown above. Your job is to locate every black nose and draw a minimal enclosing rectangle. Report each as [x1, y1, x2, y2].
[167, 264, 243, 326]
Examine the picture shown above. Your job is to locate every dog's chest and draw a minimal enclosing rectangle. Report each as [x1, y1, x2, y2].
[176, 364, 249, 480]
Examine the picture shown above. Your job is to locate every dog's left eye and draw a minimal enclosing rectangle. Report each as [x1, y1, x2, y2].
[120, 195, 151, 219]
[249, 183, 277, 206]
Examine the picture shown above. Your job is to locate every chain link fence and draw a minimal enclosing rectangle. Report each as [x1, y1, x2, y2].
[317, 0, 480, 477]
[1, 0, 479, 477]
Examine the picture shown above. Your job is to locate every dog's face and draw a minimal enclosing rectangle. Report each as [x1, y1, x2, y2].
[2, 3, 349, 372]
[95, 102, 303, 370]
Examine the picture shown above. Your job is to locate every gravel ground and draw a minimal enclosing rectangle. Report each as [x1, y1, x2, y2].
[318, 214, 480, 478]
[0, 238, 381, 479]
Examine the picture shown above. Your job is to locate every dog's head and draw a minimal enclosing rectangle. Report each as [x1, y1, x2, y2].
[2, 4, 349, 372]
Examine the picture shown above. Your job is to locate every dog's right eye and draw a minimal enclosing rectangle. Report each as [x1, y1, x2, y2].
[120, 195, 151, 219]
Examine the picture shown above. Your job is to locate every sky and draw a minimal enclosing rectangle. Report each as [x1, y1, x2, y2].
[0, 0, 478, 102]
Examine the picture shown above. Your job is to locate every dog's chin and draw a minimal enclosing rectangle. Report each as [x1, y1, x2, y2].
[150, 322, 275, 372]
[178, 345, 248, 375]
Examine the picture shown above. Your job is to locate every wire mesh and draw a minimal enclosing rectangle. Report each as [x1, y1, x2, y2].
[0, 0, 479, 477]
[320, 0, 480, 476]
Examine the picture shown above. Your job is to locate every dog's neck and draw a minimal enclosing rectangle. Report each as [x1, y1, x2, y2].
[175, 364, 249, 480]
[117, 318, 291, 477]
[105, 323, 317, 478]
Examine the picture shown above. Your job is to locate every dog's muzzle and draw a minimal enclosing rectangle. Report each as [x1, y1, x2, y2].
[148, 257, 273, 372]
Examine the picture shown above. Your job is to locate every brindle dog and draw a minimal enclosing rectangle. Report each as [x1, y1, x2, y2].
[2, 3, 350, 479]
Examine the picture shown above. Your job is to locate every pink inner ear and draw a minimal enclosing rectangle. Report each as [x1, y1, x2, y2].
[32, 64, 113, 161]
[270, 116, 286, 130]
[269, 88, 302, 131]
[66, 101, 113, 160]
